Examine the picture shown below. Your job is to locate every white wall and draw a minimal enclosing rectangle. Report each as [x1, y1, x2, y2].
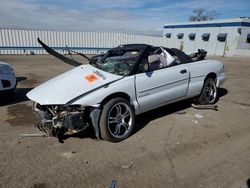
[236, 27, 250, 50]
[235, 27, 250, 56]
[164, 26, 242, 56]
[0, 29, 168, 55]
[163, 18, 250, 56]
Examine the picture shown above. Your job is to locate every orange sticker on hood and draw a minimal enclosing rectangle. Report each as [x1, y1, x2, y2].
[84, 73, 99, 83]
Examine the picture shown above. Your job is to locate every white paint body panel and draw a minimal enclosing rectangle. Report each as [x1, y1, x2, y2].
[26, 64, 121, 104]
[135, 64, 189, 113]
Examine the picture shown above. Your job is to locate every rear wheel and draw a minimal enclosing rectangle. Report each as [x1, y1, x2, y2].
[99, 98, 135, 142]
[198, 78, 217, 105]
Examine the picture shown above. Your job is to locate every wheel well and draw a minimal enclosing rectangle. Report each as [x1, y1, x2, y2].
[100, 92, 132, 107]
[205, 72, 217, 81]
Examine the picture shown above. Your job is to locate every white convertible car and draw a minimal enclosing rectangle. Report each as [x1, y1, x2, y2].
[27, 39, 225, 142]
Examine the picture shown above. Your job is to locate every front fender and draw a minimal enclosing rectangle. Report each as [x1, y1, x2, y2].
[70, 76, 140, 114]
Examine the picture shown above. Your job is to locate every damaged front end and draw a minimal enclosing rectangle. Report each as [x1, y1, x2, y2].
[33, 102, 90, 139]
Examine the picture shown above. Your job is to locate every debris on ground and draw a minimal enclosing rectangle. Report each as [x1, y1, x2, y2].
[174, 111, 186, 114]
[225, 133, 232, 138]
[121, 162, 134, 170]
[192, 120, 199, 124]
[109, 180, 117, 188]
[20, 132, 49, 137]
[195, 113, 204, 119]
[239, 105, 247, 110]
[62, 152, 75, 158]
[191, 103, 218, 111]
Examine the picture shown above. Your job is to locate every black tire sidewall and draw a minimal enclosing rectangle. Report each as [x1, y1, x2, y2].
[199, 78, 217, 105]
[99, 98, 135, 142]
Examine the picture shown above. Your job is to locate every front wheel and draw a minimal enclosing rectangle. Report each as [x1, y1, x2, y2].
[198, 78, 218, 105]
[99, 98, 135, 142]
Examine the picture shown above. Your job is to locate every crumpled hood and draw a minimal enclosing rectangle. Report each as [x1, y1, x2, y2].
[27, 64, 121, 105]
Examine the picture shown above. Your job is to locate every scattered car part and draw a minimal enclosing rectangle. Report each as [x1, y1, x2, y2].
[65, 44, 90, 61]
[37, 38, 82, 67]
[191, 103, 218, 111]
[20, 132, 49, 137]
[109, 180, 117, 188]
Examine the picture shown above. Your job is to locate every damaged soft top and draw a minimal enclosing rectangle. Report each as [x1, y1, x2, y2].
[37, 38, 88, 67]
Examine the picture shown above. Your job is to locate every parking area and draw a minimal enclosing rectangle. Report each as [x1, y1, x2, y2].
[0, 55, 250, 188]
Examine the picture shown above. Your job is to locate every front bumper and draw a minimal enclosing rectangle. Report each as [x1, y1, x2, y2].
[33, 103, 89, 137]
[0, 74, 17, 91]
[217, 72, 226, 87]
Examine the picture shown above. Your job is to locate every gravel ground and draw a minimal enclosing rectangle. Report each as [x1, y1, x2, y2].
[0, 55, 250, 188]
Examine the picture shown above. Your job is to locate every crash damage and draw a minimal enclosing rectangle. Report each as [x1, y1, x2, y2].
[26, 38, 225, 142]
[33, 102, 102, 140]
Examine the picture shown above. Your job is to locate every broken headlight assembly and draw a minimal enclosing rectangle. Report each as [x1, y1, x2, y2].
[32, 102, 89, 138]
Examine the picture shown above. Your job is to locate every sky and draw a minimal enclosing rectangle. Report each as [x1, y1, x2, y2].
[0, 0, 249, 36]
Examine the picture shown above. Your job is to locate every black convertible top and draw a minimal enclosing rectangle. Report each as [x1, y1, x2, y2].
[149, 46, 194, 64]
[37, 38, 203, 72]
[111, 44, 151, 51]
[168, 48, 193, 64]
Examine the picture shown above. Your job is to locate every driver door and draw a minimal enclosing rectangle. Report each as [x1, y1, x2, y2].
[135, 64, 189, 113]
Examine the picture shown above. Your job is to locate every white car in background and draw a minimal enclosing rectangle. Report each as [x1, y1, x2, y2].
[0, 62, 16, 94]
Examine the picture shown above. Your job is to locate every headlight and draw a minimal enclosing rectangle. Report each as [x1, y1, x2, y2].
[10, 67, 15, 76]
[0, 66, 12, 75]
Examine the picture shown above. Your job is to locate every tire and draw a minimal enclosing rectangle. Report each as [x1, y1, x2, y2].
[99, 98, 135, 142]
[198, 78, 218, 105]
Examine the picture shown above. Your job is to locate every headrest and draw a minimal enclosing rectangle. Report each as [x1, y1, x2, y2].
[160, 47, 175, 66]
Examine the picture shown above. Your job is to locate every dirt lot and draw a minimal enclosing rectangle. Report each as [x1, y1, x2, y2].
[0, 55, 250, 188]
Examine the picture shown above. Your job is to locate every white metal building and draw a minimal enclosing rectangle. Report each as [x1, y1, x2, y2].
[0, 29, 168, 55]
[1, 18, 250, 57]
[163, 17, 250, 56]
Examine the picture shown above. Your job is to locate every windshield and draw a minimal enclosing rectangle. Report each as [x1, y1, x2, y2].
[90, 50, 140, 76]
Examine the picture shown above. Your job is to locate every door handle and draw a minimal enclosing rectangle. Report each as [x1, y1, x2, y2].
[180, 69, 187, 74]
